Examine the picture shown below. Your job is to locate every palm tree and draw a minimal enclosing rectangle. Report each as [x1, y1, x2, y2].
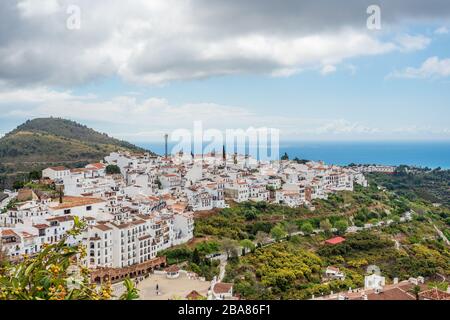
[410, 285, 421, 300]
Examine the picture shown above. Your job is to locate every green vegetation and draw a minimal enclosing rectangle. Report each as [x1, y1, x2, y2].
[195, 171, 450, 299]
[300, 222, 314, 235]
[367, 167, 450, 207]
[194, 184, 408, 241]
[105, 164, 121, 175]
[270, 225, 287, 241]
[158, 241, 221, 280]
[0, 118, 153, 189]
[224, 242, 363, 300]
[224, 229, 449, 300]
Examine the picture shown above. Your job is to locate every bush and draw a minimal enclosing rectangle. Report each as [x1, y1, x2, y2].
[105, 165, 121, 175]
[301, 222, 314, 235]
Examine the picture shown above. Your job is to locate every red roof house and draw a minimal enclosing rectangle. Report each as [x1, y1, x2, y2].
[325, 236, 346, 245]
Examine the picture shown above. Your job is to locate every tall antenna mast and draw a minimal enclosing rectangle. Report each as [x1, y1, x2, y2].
[164, 133, 168, 158]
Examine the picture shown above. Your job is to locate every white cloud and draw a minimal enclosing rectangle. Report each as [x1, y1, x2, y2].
[2, 87, 449, 141]
[0, 87, 386, 141]
[389, 56, 450, 79]
[0, 1, 434, 86]
[313, 120, 379, 135]
[320, 65, 337, 75]
[395, 34, 431, 52]
[0, 87, 81, 103]
[17, 0, 61, 17]
[435, 26, 449, 34]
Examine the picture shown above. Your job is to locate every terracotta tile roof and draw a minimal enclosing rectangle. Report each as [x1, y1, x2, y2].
[1, 229, 19, 238]
[50, 196, 104, 210]
[419, 288, 450, 300]
[186, 290, 205, 300]
[46, 216, 74, 223]
[33, 224, 49, 229]
[70, 168, 89, 173]
[48, 166, 68, 171]
[86, 163, 106, 170]
[213, 282, 233, 294]
[166, 265, 180, 273]
[21, 231, 35, 238]
[365, 287, 415, 300]
[110, 222, 131, 229]
[326, 266, 340, 272]
[131, 219, 146, 226]
[94, 224, 112, 232]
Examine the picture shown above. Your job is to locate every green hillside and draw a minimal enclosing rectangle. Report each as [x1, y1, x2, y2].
[0, 118, 153, 188]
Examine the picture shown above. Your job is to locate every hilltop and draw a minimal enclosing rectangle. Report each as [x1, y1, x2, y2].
[0, 117, 153, 188]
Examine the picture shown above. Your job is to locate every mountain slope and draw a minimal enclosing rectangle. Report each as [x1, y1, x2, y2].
[0, 118, 153, 188]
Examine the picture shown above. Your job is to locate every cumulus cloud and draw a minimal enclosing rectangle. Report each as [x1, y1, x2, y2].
[17, 0, 61, 17]
[435, 26, 449, 34]
[395, 34, 431, 52]
[0, 0, 445, 86]
[320, 65, 337, 76]
[389, 56, 450, 79]
[313, 120, 380, 135]
[0, 86, 386, 141]
[2, 87, 449, 141]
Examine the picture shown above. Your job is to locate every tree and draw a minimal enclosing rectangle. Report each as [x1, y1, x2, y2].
[244, 209, 258, 221]
[192, 248, 201, 265]
[334, 220, 348, 235]
[221, 239, 238, 260]
[293, 157, 308, 164]
[410, 285, 421, 301]
[281, 152, 289, 161]
[119, 278, 139, 300]
[155, 178, 162, 189]
[240, 239, 255, 254]
[320, 219, 332, 232]
[12, 181, 25, 190]
[300, 222, 314, 235]
[105, 165, 121, 175]
[28, 171, 42, 181]
[270, 225, 287, 242]
[0, 217, 138, 300]
[255, 231, 269, 246]
[285, 223, 298, 236]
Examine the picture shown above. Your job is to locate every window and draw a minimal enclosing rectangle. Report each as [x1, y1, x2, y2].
[64, 209, 71, 214]
[86, 206, 92, 211]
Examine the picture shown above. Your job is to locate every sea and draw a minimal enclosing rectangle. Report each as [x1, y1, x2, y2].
[137, 141, 450, 169]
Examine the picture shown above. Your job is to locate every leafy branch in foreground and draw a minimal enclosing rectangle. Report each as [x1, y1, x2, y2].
[0, 217, 139, 300]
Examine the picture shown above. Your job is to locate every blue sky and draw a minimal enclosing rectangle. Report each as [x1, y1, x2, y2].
[0, 0, 449, 142]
